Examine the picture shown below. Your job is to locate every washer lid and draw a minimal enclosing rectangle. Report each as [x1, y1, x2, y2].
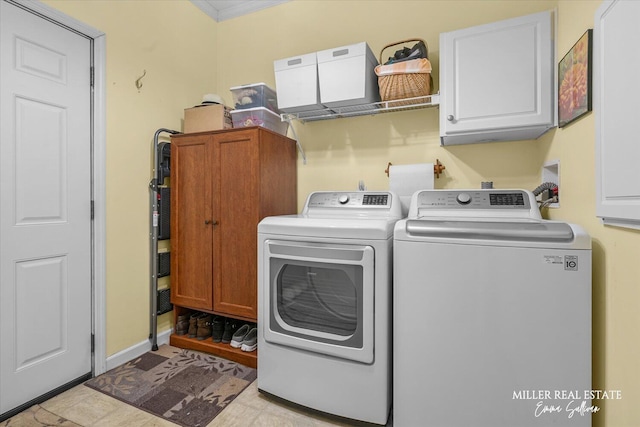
[394, 218, 591, 249]
[405, 219, 574, 242]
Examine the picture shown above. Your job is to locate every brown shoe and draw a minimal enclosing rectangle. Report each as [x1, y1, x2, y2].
[196, 314, 213, 340]
[175, 311, 191, 336]
[188, 313, 199, 338]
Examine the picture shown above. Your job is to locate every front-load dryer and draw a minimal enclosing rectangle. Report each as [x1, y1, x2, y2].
[258, 191, 402, 425]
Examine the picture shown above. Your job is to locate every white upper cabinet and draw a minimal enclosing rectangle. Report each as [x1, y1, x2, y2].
[594, 0, 640, 230]
[439, 10, 556, 145]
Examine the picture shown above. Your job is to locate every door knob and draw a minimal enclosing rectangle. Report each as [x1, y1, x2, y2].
[204, 219, 219, 225]
[447, 115, 454, 121]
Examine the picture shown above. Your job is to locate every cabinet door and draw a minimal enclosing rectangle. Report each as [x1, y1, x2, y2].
[440, 10, 554, 144]
[170, 135, 214, 310]
[595, 0, 640, 229]
[211, 130, 260, 319]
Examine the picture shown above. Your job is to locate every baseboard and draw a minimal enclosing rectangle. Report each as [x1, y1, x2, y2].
[105, 329, 172, 371]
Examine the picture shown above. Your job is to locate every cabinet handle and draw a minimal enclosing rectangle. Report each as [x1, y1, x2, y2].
[447, 115, 455, 121]
[204, 219, 219, 225]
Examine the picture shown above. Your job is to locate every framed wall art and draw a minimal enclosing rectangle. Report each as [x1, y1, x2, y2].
[558, 29, 593, 128]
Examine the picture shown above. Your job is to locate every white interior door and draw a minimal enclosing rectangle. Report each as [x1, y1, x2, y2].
[0, 0, 92, 417]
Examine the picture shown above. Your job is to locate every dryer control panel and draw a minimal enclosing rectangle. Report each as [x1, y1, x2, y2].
[307, 192, 391, 208]
[303, 191, 403, 218]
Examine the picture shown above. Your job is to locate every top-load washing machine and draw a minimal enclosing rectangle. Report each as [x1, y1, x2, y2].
[393, 189, 592, 427]
[257, 191, 402, 425]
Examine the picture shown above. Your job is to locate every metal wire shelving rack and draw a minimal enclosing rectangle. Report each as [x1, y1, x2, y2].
[280, 93, 440, 123]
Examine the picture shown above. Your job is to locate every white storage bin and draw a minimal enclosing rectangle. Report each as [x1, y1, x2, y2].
[317, 42, 381, 109]
[274, 52, 324, 113]
[230, 107, 289, 136]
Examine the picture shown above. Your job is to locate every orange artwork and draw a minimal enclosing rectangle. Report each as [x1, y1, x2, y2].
[558, 30, 593, 128]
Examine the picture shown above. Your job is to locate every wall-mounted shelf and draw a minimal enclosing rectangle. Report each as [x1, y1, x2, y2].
[281, 93, 440, 123]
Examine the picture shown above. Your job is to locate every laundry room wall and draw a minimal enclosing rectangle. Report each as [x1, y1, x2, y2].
[40, 0, 219, 355]
[33, 1, 639, 425]
[545, 2, 640, 426]
[215, 1, 639, 427]
[215, 0, 556, 202]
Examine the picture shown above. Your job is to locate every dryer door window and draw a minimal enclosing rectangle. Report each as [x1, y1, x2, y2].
[277, 262, 359, 338]
[263, 240, 374, 364]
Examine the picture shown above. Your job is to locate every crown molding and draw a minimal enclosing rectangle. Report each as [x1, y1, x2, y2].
[190, 0, 289, 22]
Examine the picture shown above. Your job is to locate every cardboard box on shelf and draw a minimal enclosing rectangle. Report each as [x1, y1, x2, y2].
[184, 104, 233, 133]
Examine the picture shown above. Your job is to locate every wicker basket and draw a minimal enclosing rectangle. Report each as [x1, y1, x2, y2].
[375, 39, 433, 106]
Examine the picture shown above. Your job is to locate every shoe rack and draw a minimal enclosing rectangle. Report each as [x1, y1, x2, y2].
[169, 306, 257, 369]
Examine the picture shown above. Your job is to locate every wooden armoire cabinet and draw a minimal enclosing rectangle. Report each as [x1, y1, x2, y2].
[169, 127, 297, 365]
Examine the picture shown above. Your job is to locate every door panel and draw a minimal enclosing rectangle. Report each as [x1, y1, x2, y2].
[15, 97, 68, 223]
[15, 35, 68, 83]
[15, 257, 68, 369]
[213, 132, 259, 318]
[595, 0, 640, 227]
[170, 136, 214, 310]
[440, 10, 554, 142]
[1, 1, 92, 416]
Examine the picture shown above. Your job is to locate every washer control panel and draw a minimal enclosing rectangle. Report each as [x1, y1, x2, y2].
[417, 190, 530, 210]
[307, 192, 392, 208]
[411, 189, 541, 219]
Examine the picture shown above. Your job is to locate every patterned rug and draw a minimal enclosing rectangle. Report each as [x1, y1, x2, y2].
[84, 346, 256, 427]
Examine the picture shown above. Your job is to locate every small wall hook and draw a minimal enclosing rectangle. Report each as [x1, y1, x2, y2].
[135, 69, 147, 92]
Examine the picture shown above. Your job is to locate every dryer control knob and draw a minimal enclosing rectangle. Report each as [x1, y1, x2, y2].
[338, 194, 350, 205]
[456, 193, 472, 205]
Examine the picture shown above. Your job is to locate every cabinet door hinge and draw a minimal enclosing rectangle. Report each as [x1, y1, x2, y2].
[91, 333, 95, 353]
[91, 200, 95, 220]
[90, 66, 94, 88]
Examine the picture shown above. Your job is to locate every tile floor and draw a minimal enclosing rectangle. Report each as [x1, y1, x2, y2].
[1, 345, 364, 427]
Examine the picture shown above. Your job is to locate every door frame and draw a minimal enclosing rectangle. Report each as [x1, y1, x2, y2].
[8, 0, 107, 376]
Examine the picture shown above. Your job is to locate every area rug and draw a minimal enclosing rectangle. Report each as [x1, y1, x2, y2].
[84, 346, 256, 427]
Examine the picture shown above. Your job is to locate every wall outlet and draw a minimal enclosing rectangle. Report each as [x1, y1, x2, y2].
[542, 160, 560, 208]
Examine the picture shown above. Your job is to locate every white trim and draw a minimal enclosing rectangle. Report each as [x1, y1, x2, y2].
[105, 330, 172, 372]
[218, 0, 288, 21]
[601, 217, 640, 230]
[10, 0, 107, 376]
[189, 0, 219, 21]
[10, 0, 103, 38]
[92, 34, 107, 376]
[190, 0, 289, 22]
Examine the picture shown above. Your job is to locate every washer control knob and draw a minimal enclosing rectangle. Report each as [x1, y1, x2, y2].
[456, 193, 472, 205]
[338, 194, 350, 205]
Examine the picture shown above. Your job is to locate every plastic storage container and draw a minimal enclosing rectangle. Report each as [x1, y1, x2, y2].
[230, 83, 279, 113]
[274, 52, 324, 113]
[230, 107, 288, 136]
[317, 42, 381, 109]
